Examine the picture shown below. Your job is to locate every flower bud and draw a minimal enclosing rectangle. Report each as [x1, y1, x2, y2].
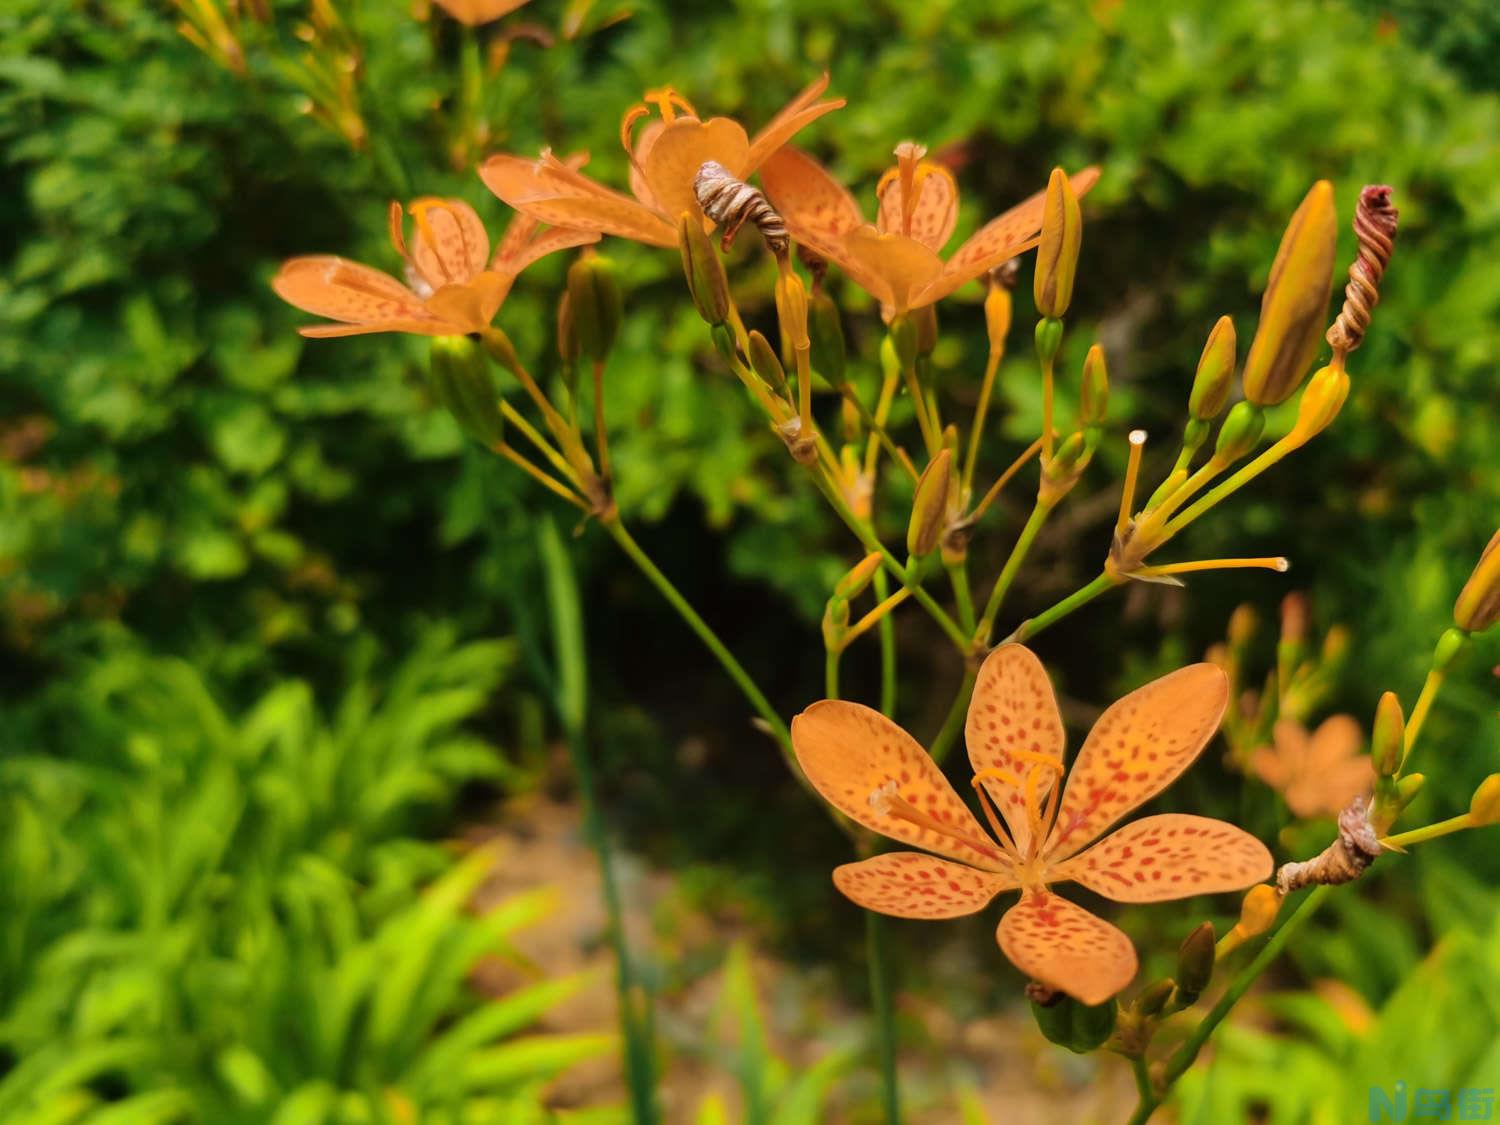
[808, 291, 846, 385]
[834, 552, 883, 601]
[429, 335, 504, 447]
[1034, 167, 1082, 319]
[821, 597, 850, 650]
[1080, 344, 1108, 427]
[1454, 529, 1500, 633]
[1286, 364, 1350, 446]
[1394, 772, 1425, 814]
[679, 213, 729, 325]
[710, 323, 738, 367]
[1371, 691, 1404, 778]
[1279, 592, 1308, 647]
[747, 330, 788, 393]
[1214, 401, 1265, 462]
[775, 269, 810, 353]
[566, 255, 622, 363]
[1175, 922, 1216, 1002]
[1190, 316, 1237, 420]
[1228, 604, 1258, 649]
[912, 303, 938, 357]
[1322, 625, 1350, 666]
[985, 278, 1013, 354]
[907, 449, 953, 559]
[889, 315, 918, 370]
[1034, 316, 1063, 364]
[556, 291, 580, 386]
[1241, 181, 1338, 406]
[1469, 774, 1500, 827]
[1134, 979, 1175, 1018]
[1235, 885, 1282, 939]
[1029, 992, 1117, 1054]
[1045, 431, 1086, 479]
[1432, 626, 1468, 672]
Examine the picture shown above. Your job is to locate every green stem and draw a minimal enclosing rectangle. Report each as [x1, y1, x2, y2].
[875, 568, 897, 717]
[826, 646, 841, 700]
[947, 557, 976, 635]
[1004, 572, 1120, 646]
[1382, 813, 1473, 849]
[866, 911, 902, 1124]
[1399, 666, 1444, 772]
[976, 500, 1054, 645]
[1128, 886, 1332, 1124]
[1131, 1055, 1152, 1106]
[928, 668, 977, 765]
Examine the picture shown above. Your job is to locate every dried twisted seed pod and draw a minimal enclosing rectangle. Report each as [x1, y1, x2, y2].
[1326, 185, 1399, 357]
[1276, 796, 1383, 893]
[694, 161, 789, 259]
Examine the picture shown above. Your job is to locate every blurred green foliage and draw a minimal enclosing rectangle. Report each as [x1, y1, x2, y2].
[2, 0, 1498, 1117]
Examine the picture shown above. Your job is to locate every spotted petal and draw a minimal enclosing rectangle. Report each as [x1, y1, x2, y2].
[996, 891, 1137, 1005]
[791, 700, 1010, 871]
[760, 146, 864, 242]
[833, 852, 1016, 919]
[272, 257, 429, 326]
[404, 197, 490, 289]
[1046, 663, 1229, 861]
[965, 645, 1066, 859]
[479, 153, 677, 247]
[742, 73, 845, 174]
[640, 117, 750, 224]
[493, 226, 599, 280]
[1049, 814, 1273, 903]
[876, 164, 959, 252]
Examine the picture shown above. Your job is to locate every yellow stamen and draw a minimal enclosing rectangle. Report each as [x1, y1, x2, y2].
[1117, 429, 1147, 537]
[875, 787, 1004, 862]
[971, 766, 1024, 788]
[970, 780, 1022, 862]
[619, 103, 650, 162]
[1133, 556, 1290, 579]
[642, 86, 695, 124]
[967, 435, 1045, 525]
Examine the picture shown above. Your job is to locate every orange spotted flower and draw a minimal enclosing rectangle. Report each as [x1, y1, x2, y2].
[1250, 715, 1374, 820]
[760, 142, 1100, 314]
[478, 75, 844, 248]
[272, 195, 596, 337]
[792, 645, 1272, 1005]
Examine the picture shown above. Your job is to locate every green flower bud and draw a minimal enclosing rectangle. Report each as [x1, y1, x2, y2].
[1241, 181, 1338, 407]
[1214, 401, 1266, 462]
[429, 335, 504, 447]
[808, 291, 846, 385]
[1134, 980, 1175, 1018]
[1190, 315, 1237, 420]
[1030, 991, 1117, 1054]
[1432, 626, 1469, 672]
[1454, 529, 1500, 633]
[566, 254, 622, 363]
[912, 303, 939, 357]
[1035, 317, 1063, 364]
[1034, 166, 1082, 320]
[1080, 344, 1109, 426]
[679, 213, 729, 325]
[889, 315, 918, 370]
[710, 323, 738, 367]
[1371, 691, 1404, 778]
[1175, 922, 1216, 1002]
[555, 291, 580, 385]
[748, 330, 788, 392]
[834, 552, 883, 600]
[1469, 774, 1500, 827]
[907, 449, 953, 559]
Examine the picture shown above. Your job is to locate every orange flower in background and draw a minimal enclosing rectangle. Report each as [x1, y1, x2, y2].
[760, 142, 1100, 314]
[479, 75, 844, 248]
[792, 645, 1271, 1005]
[1250, 715, 1374, 819]
[272, 195, 596, 337]
[430, 0, 532, 25]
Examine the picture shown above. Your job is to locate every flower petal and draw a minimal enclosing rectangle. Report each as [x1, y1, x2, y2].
[493, 226, 600, 278]
[876, 164, 958, 252]
[641, 117, 749, 224]
[431, 0, 531, 27]
[965, 644, 1066, 859]
[298, 320, 457, 338]
[915, 166, 1101, 305]
[791, 700, 1012, 871]
[1307, 714, 1363, 771]
[742, 72, 845, 174]
[405, 197, 490, 288]
[760, 146, 864, 241]
[996, 890, 1137, 1005]
[1046, 662, 1229, 861]
[479, 153, 677, 247]
[1049, 814, 1273, 903]
[272, 256, 428, 324]
[833, 852, 1016, 919]
[842, 226, 943, 313]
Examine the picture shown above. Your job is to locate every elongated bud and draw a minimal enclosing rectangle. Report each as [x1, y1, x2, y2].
[1029, 991, 1116, 1054]
[808, 291, 846, 384]
[566, 255, 622, 363]
[678, 212, 729, 325]
[912, 303, 938, 357]
[1322, 624, 1350, 666]
[1228, 604, 1258, 649]
[889, 315, 917, 369]
[1432, 626, 1468, 672]
[1045, 431, 1086, 478]
[429, 335, 504, 446]
[481, 325, 522, 374]
[1034, 166, 1082, 319]
[710, 323, 738, 367]
[1241, 181, 1338, 406]
[1175, 923, 1216, 1002]
[985, 271, 1014, 353]
[747, 330, 787, 392]
[556, 291, 580, 380]
[821, 597, 850, 650]
[1236, 885, 1282, 939]
[1393, 773, 1425, 817]
[775, 270, 810, 352]
[907, 449, 952, 559]
[1134, 979, 1175, 1018]
[1035, 317, 1063, 364]
[1279, 592, 1308, 647]
[1215, 400, 1265, 462]
[1454, 529, 1500, 633]
[1371, 692, 1404, 778]
[1080, 344, 1108, 426]
[1285, 363, 1350, 446]
[1469, 775, 1500, 826]
[835, 552, 883, 600]
[1190, 316, 1237, 420]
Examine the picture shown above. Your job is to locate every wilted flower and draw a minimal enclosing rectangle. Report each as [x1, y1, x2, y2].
[1250, 715, 1374, 819]
[792, 646, 1270, 1005]
[760, 142, 1098, 315]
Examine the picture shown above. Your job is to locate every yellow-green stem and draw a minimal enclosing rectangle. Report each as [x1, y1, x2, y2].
[874, 567, 898, 716]
[495, 442, 588, 510]
[977, 499, 1054, 645]
[1382, 813, 1473, 850]
[963, 347, 1004, 496]
[1004, 572, 1121, 646]
[1399, 667, 1444, 773]
[591, 358, 612, 484]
